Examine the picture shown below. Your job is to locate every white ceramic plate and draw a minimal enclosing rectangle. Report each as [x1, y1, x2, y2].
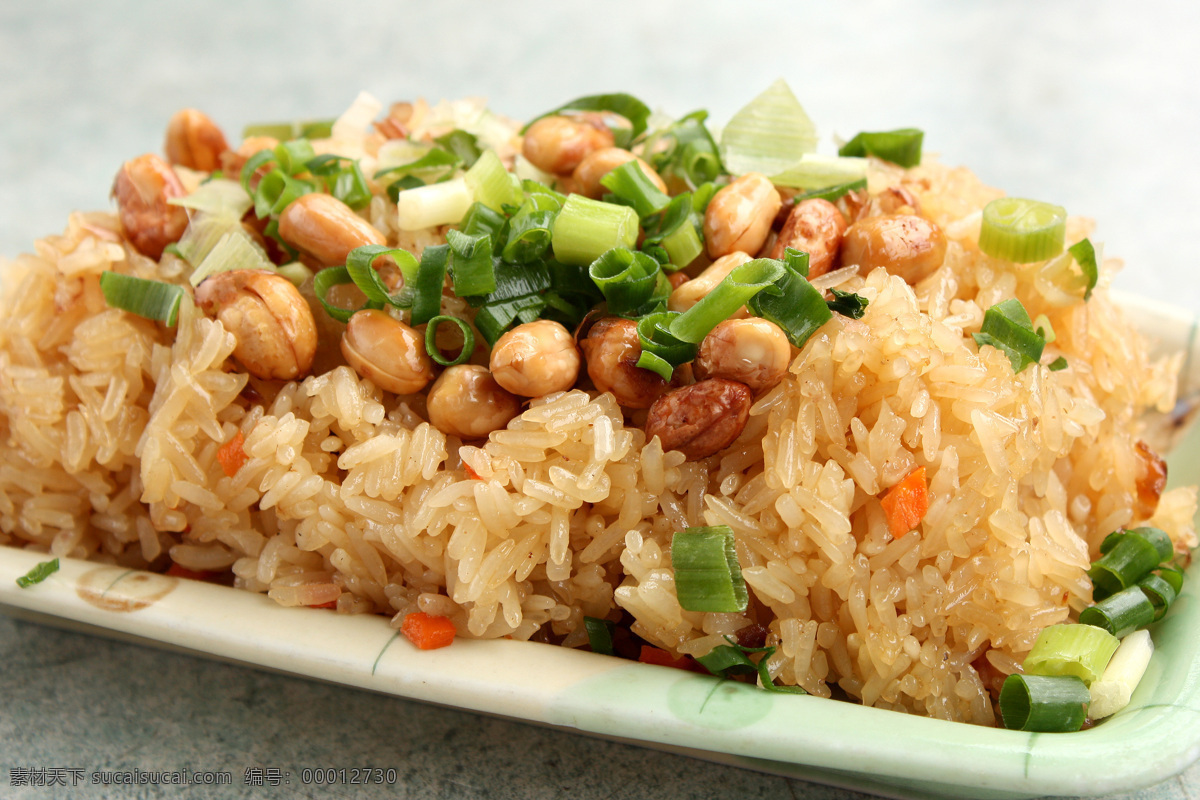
[2, 291, 1198, 800]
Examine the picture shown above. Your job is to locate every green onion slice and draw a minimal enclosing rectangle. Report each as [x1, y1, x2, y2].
[242, 118, 333, 141]
[409, 244, 449, 327]
[972, 298, 1046, 373]
[644, 110, 724, 189]
[583, 616, 615, 656]
[1048, 356, 1069, 372]
[695, 636, 806, 694]
[827, 288, 869, 319]
[671, 526, 748, 613]
[1090, 528, 1173, 600]
[100, 272, 185, 327]
[345, 245, 418, 308]
[719, 78, 817, 178]
[446, 229, 497, 297]
[305, 155, 371, 210]
[1136, 573, 1178, 622]
[1068, 238, 1099, 300]
[434, 129, 483, 168]
[999, 674, 1089, 732]
[635, 311, 698, 382]
[838, 128, 924, 168]
[600, 159, 672, 218]
[1023, 623, 1119, 684]
[1080, 586, 1158, 638]
[464, 149, 521, 212]
[502, 206, 555, 265]
[770, 154, 868, 192]
[313, 266, 372, 323]
[423, 315, 475, 367]
[669, 258, 785, 344]
[588, 248, 667, 316]
[791, 178, 868, 205]
[978, 197, 1067, 263]
[552, 195, 640, 267]
[16, 558, 60, 588]
[460, 202, 508, 242]
[523, 93, 652, 149]
[746, 250, 832, 349]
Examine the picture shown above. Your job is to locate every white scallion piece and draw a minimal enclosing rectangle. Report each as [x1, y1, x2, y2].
[1088, 629, 1154, 720]
[396, 178, 473, 231]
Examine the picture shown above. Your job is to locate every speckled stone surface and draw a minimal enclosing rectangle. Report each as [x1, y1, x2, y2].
[2, 2, 1199, 799]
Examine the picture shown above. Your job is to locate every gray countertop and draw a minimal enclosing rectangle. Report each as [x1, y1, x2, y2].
[3, 2, 1200, 798]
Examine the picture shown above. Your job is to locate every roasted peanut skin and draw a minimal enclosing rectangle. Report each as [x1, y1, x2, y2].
[112, 153, 189, 260]
[580, 317, 669, 409]
[644, 378, 753, 460]
[770, 198, 847, 278]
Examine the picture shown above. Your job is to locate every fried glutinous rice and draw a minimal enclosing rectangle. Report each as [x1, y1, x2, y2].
[1, 90, 1195, 725]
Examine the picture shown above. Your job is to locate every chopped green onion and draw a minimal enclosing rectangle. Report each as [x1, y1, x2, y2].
[671, 525, 748, 613]
[305, 154, 372, 210]
[1048, 356, 1069, 371]
[523, 93, 652, 149]
[1154, 563, 1185, 595]
[423, 316, 475, 367]
[464, 149, 520, 212]
[1090, 527, 1173, 600]
[242, 118, 334, 141]
[827, 288, 869, 319]
[746, 250, 831, 348]
[276, 262, 313, 287]
[1068, 238, 1099, 300]
[770, 154, 868, 191]
[669, 258, 785, 344]
[167, 177, 253, 217]
[473, 295, 547, 345]
[978, 197, 1067, 263]
[1089, 629, 1154, 720]
[345, 245, 418, 308]
[584, 616, 615, 656]
[659, 221, 704, 271]
[434, 129, 483, 168]
[460, 202, 508, 242]
[1080, 586, 1157, 638]
[100, 272, 184, 327]
[16, 558, 59, 588]
[791, 178, 868, 205]
[409, 244, 450, 326]
[312, 266, 368, 323]
[376, 147, 461, 187]
[588, 248, 668, 316]
[552, 195, 639, 267]
[446, 230, 496, 297]
[719, 79, 817, 178]
[502, 205, 555, 265]
[644, 110, 724, 189]
[838, 128, 925, 168]
[635, 311, 696, 381]
[396, 178, 473, 231]
[188, 228, 274, 287]
[999, 674, 1089, 732]
[695, 637, 806, 694]
[1023, 623, 1119, 685]
[1136, 573, 1178, 622]
[601, 159, 672, 217]
[273, 139, 317, 175]
[972, 298, 1045, 373]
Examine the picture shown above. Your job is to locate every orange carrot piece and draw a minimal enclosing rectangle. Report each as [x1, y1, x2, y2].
[880, 466, 929, 537]
[310, 600, 339, 610]
[401, 611, 458, 650]
[165, 563, 222, 583]
[216, 430, 247, 477]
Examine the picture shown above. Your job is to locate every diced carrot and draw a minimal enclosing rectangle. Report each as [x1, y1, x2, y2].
[216, 430, 248, 477]
[879, 466, 929, 538]
[464, 464, 483, 480]
[401, 611, 458, 650]
[637, 645, 708, 673]
[310, 600, 339, 610]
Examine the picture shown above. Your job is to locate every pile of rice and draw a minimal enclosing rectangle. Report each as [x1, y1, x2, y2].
[1, 135, 1196, 725]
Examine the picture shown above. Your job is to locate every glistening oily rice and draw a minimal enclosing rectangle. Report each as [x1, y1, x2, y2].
[1, 81, 1195, 729]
